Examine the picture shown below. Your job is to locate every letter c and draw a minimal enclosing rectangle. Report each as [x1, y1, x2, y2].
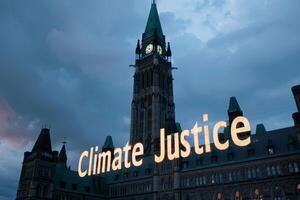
[78, 150, 89, 177]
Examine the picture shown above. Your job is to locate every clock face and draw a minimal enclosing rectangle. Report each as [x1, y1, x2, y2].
[145, 44, 153, 54]
[157, 45, 163, 55]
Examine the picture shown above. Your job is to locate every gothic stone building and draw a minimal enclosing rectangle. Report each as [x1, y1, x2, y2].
[16, 2, 300, 200]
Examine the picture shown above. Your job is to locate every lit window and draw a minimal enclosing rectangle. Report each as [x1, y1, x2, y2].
[268, 147, 274, 155]
[217, 192, 222, 200]
[235, 191, 242, 200]
[211, 174, 215, 184]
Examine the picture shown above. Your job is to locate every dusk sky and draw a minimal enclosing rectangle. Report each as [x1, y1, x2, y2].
[0, 0, 300, 199]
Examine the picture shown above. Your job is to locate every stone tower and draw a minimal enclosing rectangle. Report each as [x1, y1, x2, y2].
[292, 85, 300, 143]
[16, 128, 57, 200]
[129, 1, 177, 153]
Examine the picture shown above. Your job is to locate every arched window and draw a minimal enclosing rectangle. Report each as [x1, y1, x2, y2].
[216, 192, 222, 200]
[254, 188, 263, 200]
[234, 191, 242, 200]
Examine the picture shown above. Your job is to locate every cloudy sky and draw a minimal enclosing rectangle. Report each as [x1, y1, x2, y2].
[0, 0, 299, 199]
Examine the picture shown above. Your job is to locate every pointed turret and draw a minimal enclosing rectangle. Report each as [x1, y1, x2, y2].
[256, 124, 266, 135]
[58, 144, 67, 164]
[227, 96, 243, 125]
[32, 128, 52, 153]
[166, 42, 172, 62]
[136, 40, 141, 54]
[102, 135, 114, 152]
[166, 42, 172, 57]
[143, 1, 164, 40]
[135, 40, 141, 60]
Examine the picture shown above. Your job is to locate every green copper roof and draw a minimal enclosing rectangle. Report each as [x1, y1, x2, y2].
[144, 2, 164, 40]
[256, 124, 266, 134]
[175, 122, 182, 133]
[228, 96, 241, 113]
[103, 135, 114, 149]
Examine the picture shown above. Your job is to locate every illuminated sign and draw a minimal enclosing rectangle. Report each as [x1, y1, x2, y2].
[78, 114, 251, 177]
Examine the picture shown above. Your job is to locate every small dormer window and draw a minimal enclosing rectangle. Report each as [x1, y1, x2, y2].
[124, 172, 129, 178]
[133, 171, 139, 177]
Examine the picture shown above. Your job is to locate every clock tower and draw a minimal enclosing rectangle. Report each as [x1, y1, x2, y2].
[129, 1, 177, 154]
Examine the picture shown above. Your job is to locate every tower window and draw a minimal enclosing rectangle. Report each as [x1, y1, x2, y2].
[268, 146, 274, 155]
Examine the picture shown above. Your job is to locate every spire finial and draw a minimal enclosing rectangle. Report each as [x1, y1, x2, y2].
[153, 0, 156, 4]
[62, 137, 67, 145]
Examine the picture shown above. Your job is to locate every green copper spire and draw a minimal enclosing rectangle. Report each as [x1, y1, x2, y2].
[228, 96, 242, 113]
[103, 135, 114, 149]
[144, 1, 164, 40]
[256, 124, 266, 134]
